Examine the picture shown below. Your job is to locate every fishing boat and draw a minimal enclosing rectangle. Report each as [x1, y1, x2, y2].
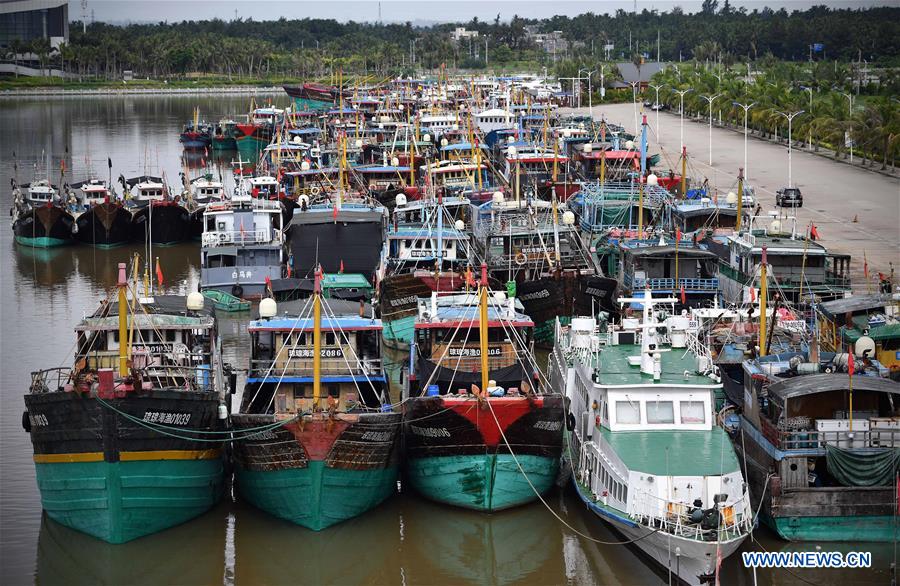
[234, 107, 283, 160]
[211, 118, 237, 150]
[403, 265, 564, 512]
[377, 193, 471, 349]
[550, 289, 752, 585]
[471, 193, 613, 345]
[231, 277, 401, 531]
[199, 189, 284, 300]
[187, 175, 228, 240]
[180, 109, 212, 151]
[201, 289, 250, 312]
[11, 181, 75, 248]
[126, 176, 192, 245]
[71, 178, 132, 248]
[22, 264, 229, 543]
[283, 82, 347, 111]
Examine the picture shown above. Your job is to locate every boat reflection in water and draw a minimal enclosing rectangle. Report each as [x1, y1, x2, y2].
[34, 504, 227, 586]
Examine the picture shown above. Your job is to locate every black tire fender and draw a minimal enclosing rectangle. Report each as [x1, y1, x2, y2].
[22, 411, 31, 433]
[565, 412, 576, 432]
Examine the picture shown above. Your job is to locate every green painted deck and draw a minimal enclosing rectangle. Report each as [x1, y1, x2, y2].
[591, 343, 714, 386]
[600, 427, 740, 476]
[235, 461, 398, 531]
[382, 315, 415, 346]
[35, 459, 224, 544]
[406, 454, 558, 512]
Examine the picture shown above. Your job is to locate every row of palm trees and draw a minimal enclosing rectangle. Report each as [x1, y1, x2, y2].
[648, 62, 899, 170]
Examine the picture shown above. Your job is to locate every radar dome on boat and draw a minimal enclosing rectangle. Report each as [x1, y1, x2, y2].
[507, 146, 517, 157]
[493, 291, 506, 302]
[300, 161, 311, 171]
[583, 143, 593, 153]
[381, 115, 390, 122]
[625, 140, 635, 150]
[259, 297, 278, 318]
[507, 136, 515, 144]
[726, 191, 737, 204]
[186, 292, 205, 311]
[855, 335, 876, 358]
[562, 211, 576, 225]
[298, 194, 310, 206]
[292, 136, 302, 144]
[423, 134, 432, 143]
[563, 129, 572, 138]
[492, 191, 505, 204]
[391, 157, 400, 167]
[355, 139, 363, 148]
[769, 219, 782, 233]
[451, 123, 459, 130]
[395, 193, 408, 207]
[441, 138, 449, 147]
[647, 173, 658, 186]
[454, 219, 466, 231]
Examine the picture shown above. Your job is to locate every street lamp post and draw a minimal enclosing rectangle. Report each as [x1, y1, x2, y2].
[800, 86, 813, 149]
[629, 80, 640, 137]
[700, 93, 722, 166]
[673, 88, 692, 152]
[733, 101, 755, 183]
[839, 91, 854, 164]
[580, 68, 597, 121]
[649, 83, 664, 142]
[777, 110, 805, 188]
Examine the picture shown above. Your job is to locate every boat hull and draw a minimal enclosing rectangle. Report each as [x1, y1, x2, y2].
[516, 273, 618, 346]
[768, 514, 900, 542]
[403, 395, 564, 512]
[73, 203, 132, 248]
[24, 390, 225, 544]
[231, 412, 401, 530]
[131, 203, 192, 245]
[572, 478, 746, 586]
[13, 205, 74, 248]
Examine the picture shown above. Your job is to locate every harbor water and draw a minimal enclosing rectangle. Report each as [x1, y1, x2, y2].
[0, 94, 892, 585]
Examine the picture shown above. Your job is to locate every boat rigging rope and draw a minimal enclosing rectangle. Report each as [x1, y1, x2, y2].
[484, 399, 663, 546]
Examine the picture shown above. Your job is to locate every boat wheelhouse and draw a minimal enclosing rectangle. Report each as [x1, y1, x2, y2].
[127, 177, 192, 245]
[200, 191, 284, 300]
[24, 271, 228, 544]
[550, 290, 752, 585]
[231, 290, 401, 531]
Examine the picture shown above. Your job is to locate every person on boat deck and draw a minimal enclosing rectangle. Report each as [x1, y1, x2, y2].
[807, 459, 823, 487]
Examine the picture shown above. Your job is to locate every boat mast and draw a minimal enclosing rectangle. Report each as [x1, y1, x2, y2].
[313, 266, 323, 409]
[680, 146, 687, 199]
[479, 263, 489, 394]
[736, 167, 744, 232]
[117, 262, 129, 376]
[759, 246, 768, 357]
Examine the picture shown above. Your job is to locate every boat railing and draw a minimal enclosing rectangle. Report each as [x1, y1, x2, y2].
[630, 489, 753, 542]
[251, 357, 382, 379]
[202, 229, 278, 247]
[776, 424, 900, 452]
[30, 367, 71, 394]
[624, 275, 719, 291]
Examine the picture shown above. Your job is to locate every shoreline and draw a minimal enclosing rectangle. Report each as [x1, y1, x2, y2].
[0, 86, 284, 97]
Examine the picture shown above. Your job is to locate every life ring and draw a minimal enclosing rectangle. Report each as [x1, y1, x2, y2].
[514, 252, 528, 266]
[232, 284, 244, 298]
[310, 186, 321, 196]
[565, 412, 576, 432]
[22, 411, 31, 433]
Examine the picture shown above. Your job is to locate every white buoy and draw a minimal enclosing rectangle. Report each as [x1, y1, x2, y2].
[454, 219, 466, 231]
[355, 139, 363, 149]
[507, 146, 517, 157]
[492, 191, 505, 204]
[647, 173, 659, 186]
[583, 143, 593, 153]
[423, 133, 431, 143]
[300, 161, 311, 171]
[562, 210, 576, 225]
[396, 193, 408, 207]
[186, 291, 205, 311]
[625, 140, 635, 150]
[391, 157, 400, 167]
[726, 191, 738, 204]
[441, 138, 449, 147]
[259, 297, 278, 318]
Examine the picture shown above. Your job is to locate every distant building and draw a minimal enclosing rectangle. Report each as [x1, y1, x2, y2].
[612, 61, 670, 90]
[0, 0, 68, 49]
[451, 27, 478, 42]
[529, 30, 569, 56]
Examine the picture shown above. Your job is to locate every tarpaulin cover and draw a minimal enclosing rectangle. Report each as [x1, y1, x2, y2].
[825, 444, 900, 487]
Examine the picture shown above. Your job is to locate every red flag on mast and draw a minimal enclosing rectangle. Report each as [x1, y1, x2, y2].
[848, 351, 855, 377]
[680, 285, 687, 305]
[155, 258, 164, 286]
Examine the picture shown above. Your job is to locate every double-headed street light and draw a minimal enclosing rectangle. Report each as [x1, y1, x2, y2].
[838, 90, 854, 164]
[700, 93, 722, 166]
[673, 88, 693, 152]
[648, 83, 664, 142]
[800, 86, 814, 149]
[733, 101, 755, 183]
[580, 68, 597, 121]
[777, 110, 805, 188]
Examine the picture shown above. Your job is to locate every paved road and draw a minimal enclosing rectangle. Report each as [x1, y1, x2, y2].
[566, 103, 900, 290]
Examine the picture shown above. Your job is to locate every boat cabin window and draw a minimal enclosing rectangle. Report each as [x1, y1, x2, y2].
[646, 401, 675, 424]
[680, 401, 706, 424]
[615, 401, 640, 424]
